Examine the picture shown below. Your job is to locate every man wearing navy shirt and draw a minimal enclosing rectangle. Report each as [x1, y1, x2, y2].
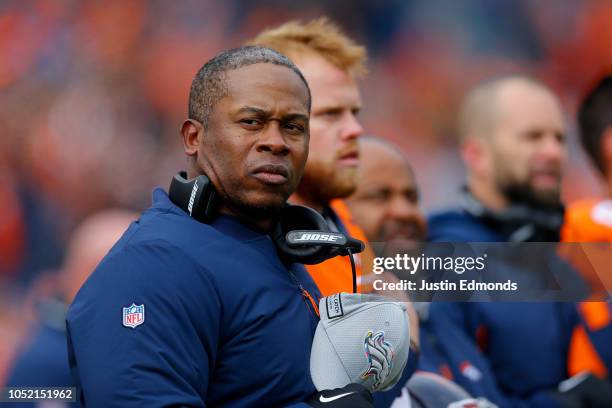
[426, 76, 612, 407]
[66, 46, 375, 407]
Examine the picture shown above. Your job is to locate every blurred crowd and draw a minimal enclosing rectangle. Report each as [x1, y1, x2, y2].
[2, 0, 612, 384]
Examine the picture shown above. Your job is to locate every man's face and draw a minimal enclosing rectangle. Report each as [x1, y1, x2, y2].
[294, 53, 364, 203]
[486, 86, 567, 208]
[346, 141, 426, 255]
[196, 63, 310, 216]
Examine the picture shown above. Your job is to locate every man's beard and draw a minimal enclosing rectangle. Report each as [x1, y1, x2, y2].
[499, 178, 562, 210]
[297, 161, 357, 203]
[374, 220, 426, 258]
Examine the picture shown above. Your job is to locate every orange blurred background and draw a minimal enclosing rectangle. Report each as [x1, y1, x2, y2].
[1, 0, 612, 382]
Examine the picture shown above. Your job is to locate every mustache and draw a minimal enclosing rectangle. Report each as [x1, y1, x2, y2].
[336, 143, 359, 159]
[379, 220, 426, 241]
[529, 165, 562, 179]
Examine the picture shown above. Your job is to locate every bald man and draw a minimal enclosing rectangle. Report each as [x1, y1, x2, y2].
[425, 76, 612, 407]
[346, 137, 457, 374]
[431, 75, 567, 242]
[3, 210, 135, 408]
[346, 137, 426, 258]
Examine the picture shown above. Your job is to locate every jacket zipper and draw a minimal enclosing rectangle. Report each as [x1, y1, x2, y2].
[288, 269, 320, 317]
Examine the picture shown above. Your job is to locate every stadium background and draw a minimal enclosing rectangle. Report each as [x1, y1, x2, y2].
[1, 0, 612, 382]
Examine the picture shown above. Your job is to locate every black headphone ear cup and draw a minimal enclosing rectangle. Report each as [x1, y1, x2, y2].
[168, 171, 218, 223]
[273, 205, 336, 265]
[191, 175, 218, 223]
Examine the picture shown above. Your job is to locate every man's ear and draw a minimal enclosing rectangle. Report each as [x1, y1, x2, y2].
[181, 119, 203, 157]
[602, 126, 612, 177]
[461, 137, 484, 174]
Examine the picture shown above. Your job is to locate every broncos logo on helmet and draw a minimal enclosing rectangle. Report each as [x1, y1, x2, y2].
[361, 330, 395, 390]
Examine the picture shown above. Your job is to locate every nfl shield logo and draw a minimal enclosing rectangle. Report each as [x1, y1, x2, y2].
[122, 303, 145, 328]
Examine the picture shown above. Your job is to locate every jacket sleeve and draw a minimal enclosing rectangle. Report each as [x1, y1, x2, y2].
[66, 240, 222, 408]
[427, 303, 560, 408]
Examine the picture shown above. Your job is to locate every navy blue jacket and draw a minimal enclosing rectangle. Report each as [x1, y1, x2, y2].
[425, 208, 575, 408]
[67, 189, 321, 407]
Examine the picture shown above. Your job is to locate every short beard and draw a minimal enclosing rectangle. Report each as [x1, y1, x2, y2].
[500, 180, 562, 210]
[297, 166, 357, 204]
